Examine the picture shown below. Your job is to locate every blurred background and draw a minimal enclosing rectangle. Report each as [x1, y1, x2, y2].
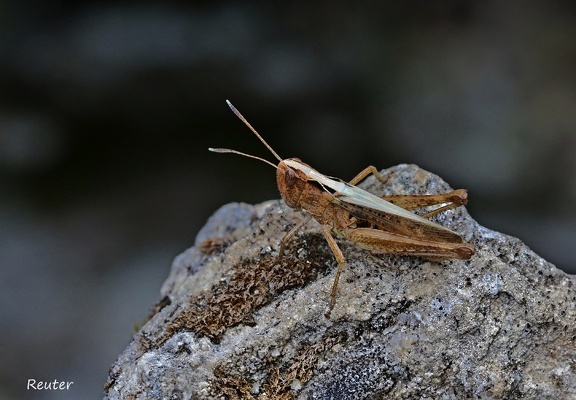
[1, 1, 575, 398]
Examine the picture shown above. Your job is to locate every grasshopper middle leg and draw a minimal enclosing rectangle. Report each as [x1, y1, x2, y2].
[321, 225, 346, 318]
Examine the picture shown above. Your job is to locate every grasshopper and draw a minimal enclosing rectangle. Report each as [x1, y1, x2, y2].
[210, 101, 475, 317]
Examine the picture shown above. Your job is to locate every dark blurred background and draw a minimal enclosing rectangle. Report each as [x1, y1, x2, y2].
[1, 1, 575, 398]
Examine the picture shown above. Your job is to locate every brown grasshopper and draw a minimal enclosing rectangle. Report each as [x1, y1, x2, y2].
[210, 101, 475, 317]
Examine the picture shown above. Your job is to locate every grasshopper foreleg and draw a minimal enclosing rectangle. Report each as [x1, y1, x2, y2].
[278, 215, 312, 258]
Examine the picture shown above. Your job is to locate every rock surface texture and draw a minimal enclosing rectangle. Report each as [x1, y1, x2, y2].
[104, 164, 576, 400]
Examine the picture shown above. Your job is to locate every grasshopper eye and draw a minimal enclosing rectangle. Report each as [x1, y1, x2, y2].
[285, 168, 298, 187]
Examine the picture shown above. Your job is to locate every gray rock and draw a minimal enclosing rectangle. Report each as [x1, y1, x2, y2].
[104, 164, 576, 400]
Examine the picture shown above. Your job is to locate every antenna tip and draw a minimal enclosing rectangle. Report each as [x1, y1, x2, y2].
[209, 148, 232, 154]
[225, 99, 237, 112]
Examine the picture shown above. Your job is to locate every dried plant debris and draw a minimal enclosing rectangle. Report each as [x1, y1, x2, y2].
[198, 236, 234, 255]
[104, 165, 576, 400]
[163, 233, 328, 343]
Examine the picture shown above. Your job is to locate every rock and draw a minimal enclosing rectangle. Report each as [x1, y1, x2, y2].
[103, 164, 576, 400]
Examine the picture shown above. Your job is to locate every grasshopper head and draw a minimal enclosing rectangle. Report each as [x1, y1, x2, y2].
[277, 158, 310, 209]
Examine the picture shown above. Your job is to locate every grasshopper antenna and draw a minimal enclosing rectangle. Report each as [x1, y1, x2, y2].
[208, 147, 278, 169]
[225, 100, 283, 162]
